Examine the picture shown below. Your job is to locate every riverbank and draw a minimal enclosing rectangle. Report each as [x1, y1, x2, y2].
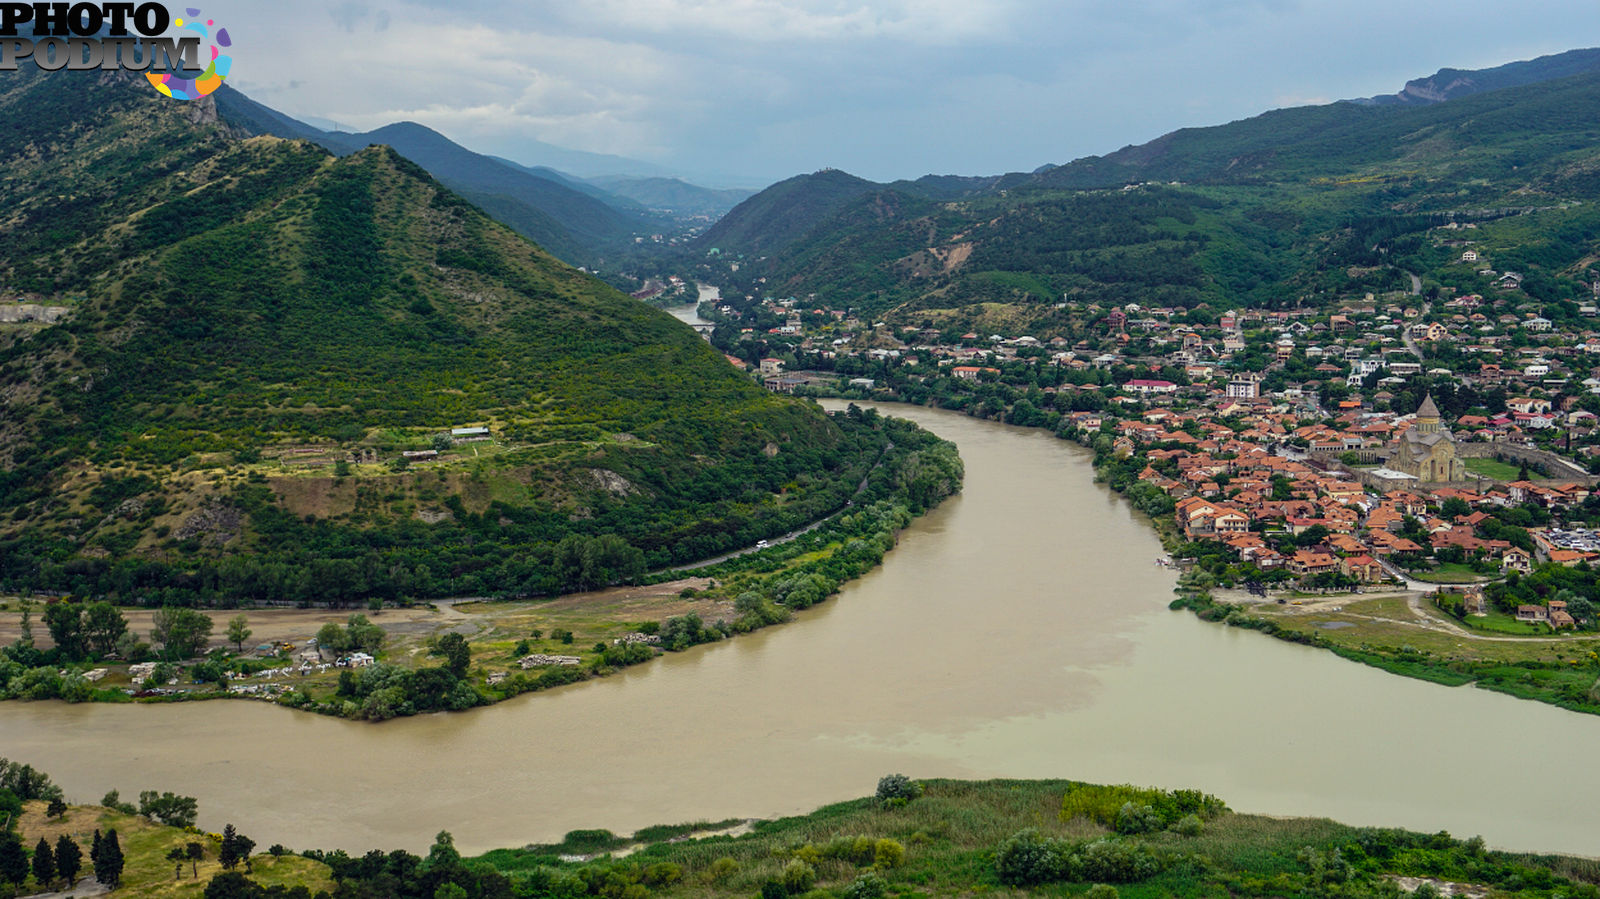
[0, 407, 963, 722]
[17, 778, 1600, 899]
[14, 403, 1600, 857]
[808, 386, 1600, 717]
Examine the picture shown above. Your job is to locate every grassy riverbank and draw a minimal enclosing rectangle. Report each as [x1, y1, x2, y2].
[0, 407, 963, 722]
[24, 779, 1599, 899]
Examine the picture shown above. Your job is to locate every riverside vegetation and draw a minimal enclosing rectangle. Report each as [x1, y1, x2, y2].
[1, 761, 1597, 899]
[0, 406, 962, 721]
[0, 67, 966, 720]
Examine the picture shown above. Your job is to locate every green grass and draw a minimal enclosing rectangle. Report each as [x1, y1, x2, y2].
[464, 779, 1600, 899]
[1464, 457, 1531, 481]
[1459, 610, 1553, 636]
[1411, 562, 1491, 584]
[18, 801, 333, 899]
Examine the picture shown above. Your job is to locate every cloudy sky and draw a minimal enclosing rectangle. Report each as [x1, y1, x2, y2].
[217, 0, 1600, 186]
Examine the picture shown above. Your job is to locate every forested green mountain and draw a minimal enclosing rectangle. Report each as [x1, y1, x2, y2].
[705, 61, 1600, 328]
[0, 68, 910, 601]
[697, 169, 883, 256]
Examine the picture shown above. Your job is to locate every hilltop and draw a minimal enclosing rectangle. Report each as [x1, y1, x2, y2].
[0, 67, 915, 602]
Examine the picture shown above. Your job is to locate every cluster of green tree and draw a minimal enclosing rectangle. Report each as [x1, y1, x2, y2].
[299, 830, 515, 899]
[1, 831, 86, 892]
[316, 615, 386, 659]
[0, 409, 895, 606]
[0, 762, 117, 894]
[1487, 568, 1600, 627]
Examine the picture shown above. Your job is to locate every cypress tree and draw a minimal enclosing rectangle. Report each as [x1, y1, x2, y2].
[31, 837, 54, 887]
[94, 828, 123, 886]
[219, 823, 240, 869]
[55, 834, 82, 887]
[0, 832, 26, 885]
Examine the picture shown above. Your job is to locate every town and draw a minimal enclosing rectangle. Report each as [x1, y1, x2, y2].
[699, 247, 1600, 635]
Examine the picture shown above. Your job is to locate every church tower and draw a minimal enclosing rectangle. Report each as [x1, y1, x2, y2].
[1416, 394, 1442, 436]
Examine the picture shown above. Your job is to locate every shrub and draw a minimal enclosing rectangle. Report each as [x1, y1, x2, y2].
[639, 862, 682, 887]
[841, 871, 887, 899]
[872, 838, 905, 869]
[1171, 814, 1203, 837]
[1076, 838, 1163, 884]
[782, 859, 815, 895]
[1114, 802, 1163, 835]
[1085, 886, 1120, 899]
[703, 857, 738, 884]
[995, 829, 1066, 886]
[875, 774, 922, 804]
[1061, 784, 1225, 829]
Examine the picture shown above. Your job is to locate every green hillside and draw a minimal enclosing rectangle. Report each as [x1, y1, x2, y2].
[696, 169, 883, 257]
[701, 67, 1600, 329]
[0, 69, 898, 601]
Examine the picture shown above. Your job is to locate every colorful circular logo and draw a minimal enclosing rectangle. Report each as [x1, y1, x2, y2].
[146, 8, 232, 100]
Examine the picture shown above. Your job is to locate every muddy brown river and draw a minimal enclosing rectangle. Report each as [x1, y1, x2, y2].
[5, 403, 1599, 855]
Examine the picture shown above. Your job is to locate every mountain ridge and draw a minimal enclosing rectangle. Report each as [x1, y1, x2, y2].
[0, 66, 882, 599]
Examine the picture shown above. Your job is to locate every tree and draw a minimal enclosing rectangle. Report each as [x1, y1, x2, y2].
[345, 614, 385, 655]
[31, 837, 53, 887]
[434, 633, 471, 679]
[45, 796, 66, 818]
[43, 602, 87, 660]
[54, 835, 81, 887]
[139, 791, 199, 828]
[186, 841, 205, 878]
[167, 846, 187, 880]
[316, 622, 349, 659]
[227, 615, 253, 654]
[0, 832, 25, 886]
[151, 606, 213, 660]
[236, 833, 255, 873]
[94, 829, 124, 887]
[220, 824, 242, 870]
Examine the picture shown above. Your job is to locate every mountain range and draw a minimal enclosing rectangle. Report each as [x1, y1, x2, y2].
[693, 48, 1600, 332]
[213, 87, 752, 268]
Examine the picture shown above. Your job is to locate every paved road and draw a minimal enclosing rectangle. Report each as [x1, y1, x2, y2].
[1397, 269, 1430, 360]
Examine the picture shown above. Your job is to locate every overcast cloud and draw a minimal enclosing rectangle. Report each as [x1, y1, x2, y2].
[216, 0, 1600, 185]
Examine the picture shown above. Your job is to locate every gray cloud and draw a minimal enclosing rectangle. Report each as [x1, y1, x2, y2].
[219, 0, 1600, 184]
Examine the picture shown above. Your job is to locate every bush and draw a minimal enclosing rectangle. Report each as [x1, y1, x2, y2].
[1076, 838, 1163, 884]
[1171, 814, 1204, 837]
[782, 859, 815, 895]
[994, 829, 1066, 886]
[1061, 784, 1225, 829]
[872, 838, 905, 869]
[1114, 802, 1163, 835]
[874, 774, 922, 804]
[841, 871, 887, 899]
[1085, 886, 1120, 899]
[703, 857, 738, 884]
